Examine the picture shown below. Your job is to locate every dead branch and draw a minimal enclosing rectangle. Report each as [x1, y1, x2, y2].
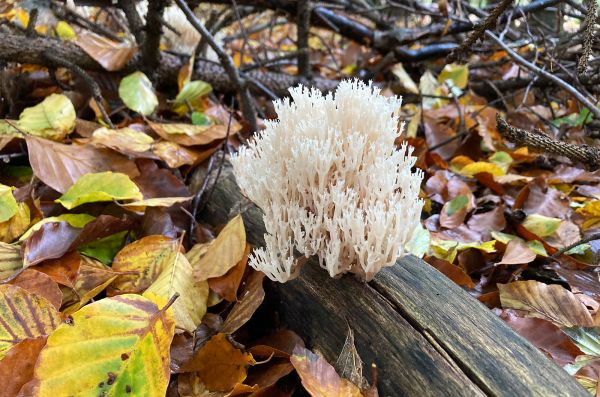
[173, 0, 258, 132]
[446, 0, 514, 63]
[496, 115, 600, 170]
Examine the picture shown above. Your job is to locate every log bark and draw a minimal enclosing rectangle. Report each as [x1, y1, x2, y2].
[0, 32, 339, 97]
[195, 160, 588, 397]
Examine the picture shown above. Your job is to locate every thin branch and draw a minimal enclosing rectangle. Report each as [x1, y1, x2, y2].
[141, 0, 167, 74]
[173, 0, 258, 132]
[447, 0, 513, 63]
[486, 31, 600, 120]
[118, 0, 145, 44]
[578, 0, 597, 75]
[496, 115, 600, 170]
[297, 0, 311, 79]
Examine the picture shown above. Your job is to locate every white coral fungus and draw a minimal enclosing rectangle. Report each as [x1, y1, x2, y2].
[231, 80, 424, 282]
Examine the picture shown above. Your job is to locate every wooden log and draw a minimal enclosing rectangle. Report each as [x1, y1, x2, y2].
[195, 162, 587, 397]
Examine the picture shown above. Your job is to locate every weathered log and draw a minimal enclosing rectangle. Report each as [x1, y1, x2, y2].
[195, 161, 588, 397]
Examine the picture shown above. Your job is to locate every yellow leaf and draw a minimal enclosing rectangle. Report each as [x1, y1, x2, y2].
[0, 242, 22, 280]
[17, 94, 76, 141]
[577, 201, 600, 217]
[121, 196, 193, 212]
[118, 71, 158, 115]
[438, 63, 469, 89]
[522, 214, 562, 237]
[0, 202, 30, 243]
[108, 235, 180, 296]
[149, 121, 229, 147]
[19, 294, 175, 397]
[0, 184, 17, 222]
[91, 127, 154, 154]
[171, 80, 212, 116]
[55, 21, 76, 40]
[144, 245, 209, 333]
[188, 215, 246, 281]
[56, 171, 143, 209]
[0, 284, 60, 359]
[458, 161, 505, 177]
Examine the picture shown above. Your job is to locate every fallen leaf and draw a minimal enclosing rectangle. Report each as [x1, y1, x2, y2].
[18, 294, 175, 397]
[0, 241, 22, 280]
[17, 94, 75, 141]
[90, 126, 155, 155]
[221, 270, 265, 334]
[0, 336, 47, 397]
[76, 31, 137, 71]
[33, 250, 81, 288]
[108, 235, 179, 296]
[291, 346, 362, 397]
[189, 215, 246, 282]
[0, 284, 60, 359]
[119, 71, 158, 115]
[144, 242, 209, 333]
[149, 121, 228, 147]
[0, 184, 18, 222]
[498, 280, 594, 327]
[9, 268, 62, 309]
[56, 171, 143, 209]
[26, 136, 139, 193]
[0, 202, 30, 243]
[181, 333, 255, 392]
[497, 240, 537, 265]
[208, 244, 250, 302]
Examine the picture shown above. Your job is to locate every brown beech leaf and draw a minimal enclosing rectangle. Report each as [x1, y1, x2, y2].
[0, 336, 47, 397]
[498, 280, 594, 327]
[521, 178, 571, 220]
[208, 244, 250, 302]
[291, 346, 362, 397]
[245, 360, 294, 391]
[75, 31, 137, 71]
[555, 268, 600, 301]
[181, 333, 255, 392]
[152, 141, 209, 168]
[221, 271, 265, 334]
[9, 268, 62, 310]
[427, 256, 475, 288]
[33, 250, 81, 289]
[496, 240, 537, 265]
[134, 159, 190, 198]
[22, 222, 81, 267]
[501, 311, 583, 366]
[249, 329, 305, 359]
[26, 136, 139, 193]
[467, 205, 506, 236]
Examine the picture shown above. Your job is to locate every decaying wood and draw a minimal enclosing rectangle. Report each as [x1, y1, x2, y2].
[194, 160, 588, 397]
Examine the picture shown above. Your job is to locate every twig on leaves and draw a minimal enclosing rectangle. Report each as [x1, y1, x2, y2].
[43, 51, 114, 128]
[551, 232, 600, 259]
[486, 31, 600, 120]
[174, 0, 258, 133]
[578, 0, 598, 75]
[496, 115, 600, 170]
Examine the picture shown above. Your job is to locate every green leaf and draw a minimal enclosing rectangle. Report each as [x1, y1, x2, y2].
[172, 80, 212, 116]
[78, 231, 128, 265]
[0, 185, 18, 223]
[191, 112, 210, 126]
[438, 64, 469, 89]
[564, 327, 600, 356]
[118, 71, 158, 116]
[56, 172, 143, 210]
[405, 225, 430, 258]
[489, 151, 513, 172]
[17, 94, 76, 141]
[522, 214, 562, 237]
[446, 195, 468, 216]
